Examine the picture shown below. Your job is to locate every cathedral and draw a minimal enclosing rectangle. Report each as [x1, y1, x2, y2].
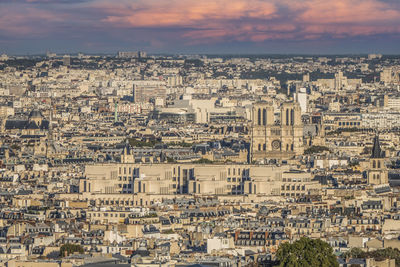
[251, 101, 304, 162]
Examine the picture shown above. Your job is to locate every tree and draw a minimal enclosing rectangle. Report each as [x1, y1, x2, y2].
[303, 146, 331, 155]
[60, 244, 84, 257]
[192, 158, 214, 164]
[343, 247, 400, 267]
[343, 247, 365, 259]
[276, 237, 338, 267]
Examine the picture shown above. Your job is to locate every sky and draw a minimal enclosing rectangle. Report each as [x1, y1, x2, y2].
[0, 0, 400, 55]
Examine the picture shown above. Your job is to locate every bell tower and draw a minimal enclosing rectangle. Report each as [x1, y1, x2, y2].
[251, 100, 304, 162]
[367, 135, 388, 185]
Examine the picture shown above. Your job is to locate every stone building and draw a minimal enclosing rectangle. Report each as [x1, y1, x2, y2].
[81, 163, 321, 206]
[251, 101, 304, 162]
[368, 135, 389, 185]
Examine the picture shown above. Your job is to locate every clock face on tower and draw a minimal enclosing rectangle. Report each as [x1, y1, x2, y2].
[272, 140, 281, 150]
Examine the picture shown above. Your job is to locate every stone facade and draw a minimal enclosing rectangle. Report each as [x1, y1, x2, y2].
[251, 101, 304, 162]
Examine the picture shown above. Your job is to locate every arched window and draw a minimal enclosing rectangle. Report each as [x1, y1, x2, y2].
[373, 160, 376, 168]
[254, 184, 257, 194]
[257, 109, 261, 125]
[263, 144, 266, 151]
[286, 144, 289, 151]
[378, 161, 381, 168]
[263, 109, 267, 125]
[286, 109, 289, 125]
[377, 174, 380, 180]
[258, 144, 261, 151]
[291, 109, 294, 125]
[291, 144, 294, 151]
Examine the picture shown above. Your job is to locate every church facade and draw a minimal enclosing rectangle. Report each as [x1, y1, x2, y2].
[251, 101, 304, 162]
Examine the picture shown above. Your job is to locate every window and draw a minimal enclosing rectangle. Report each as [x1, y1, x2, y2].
[286, 109, 289, 125]
[263, 109, 267, 125]
[290, 109, 294, 125]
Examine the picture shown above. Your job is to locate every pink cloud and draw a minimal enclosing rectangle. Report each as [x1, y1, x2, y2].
[0, 6, 69, 35]
[1, 0, 400, 46]
[297, 0, 400, 24]
[98, 0, 277, 28]
[92, 0, 400, 44]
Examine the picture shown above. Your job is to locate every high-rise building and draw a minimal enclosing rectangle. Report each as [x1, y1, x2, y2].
[138, 51, 147, 58]
[295, 88, 307, 114]
[334, 71, 344, 90]
[368, 54, 382, 60]
[251, 101, 304, 162]
[303, 73, 310, 83]
[62, 55, 71, 66]
[117, 51, 138, 58]
[117, 51, 147, 58]
[132, 81, 167, 103]
[46, 51, 56, 58]
[380, 68, 393, 84]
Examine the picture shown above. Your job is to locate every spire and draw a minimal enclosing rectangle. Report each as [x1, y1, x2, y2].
[371, 134, 383, 158]
[124, 139, 131, 155]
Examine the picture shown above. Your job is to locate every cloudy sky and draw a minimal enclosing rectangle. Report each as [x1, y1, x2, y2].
[1, 0, 400, 54]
